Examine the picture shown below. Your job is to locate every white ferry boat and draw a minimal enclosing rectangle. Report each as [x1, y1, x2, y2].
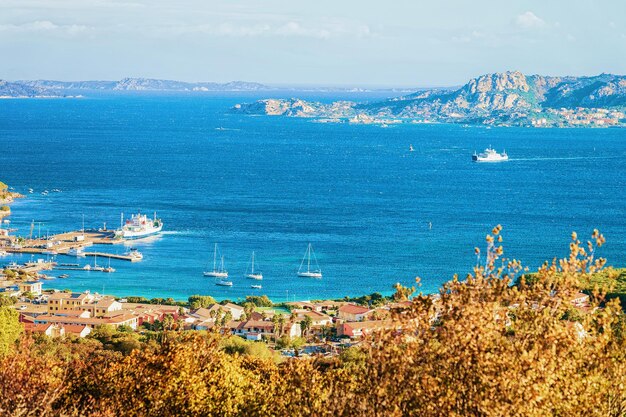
[472, 147, 508, 162]
[115, 212, 163, 240]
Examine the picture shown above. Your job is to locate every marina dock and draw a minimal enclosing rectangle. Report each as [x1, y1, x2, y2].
[4, 230, 141, 262]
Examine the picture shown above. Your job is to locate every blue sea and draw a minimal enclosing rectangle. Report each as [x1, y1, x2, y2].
[1, 92, 625, 302]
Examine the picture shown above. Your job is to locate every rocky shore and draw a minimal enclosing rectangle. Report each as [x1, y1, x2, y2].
[0, 181, 23, 219]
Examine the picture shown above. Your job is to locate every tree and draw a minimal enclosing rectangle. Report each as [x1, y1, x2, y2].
[188, 295, 217, 310]
[277, 314, 286, 338]
[21, 291, 35, 301]
[271, 314, 280, 341]
[392, 282, 415, 301]
[300, 315, 313, 339]
[0, 307, 23, 356]
[220, 311, 233, 327]
[290, 337, 306, 357]
[90, 324, 116, 344]
[162, 314, 174, 331]
[243, 302, 255, 319]
[0, 294, 17, 307]
[245, 295, 273, 307]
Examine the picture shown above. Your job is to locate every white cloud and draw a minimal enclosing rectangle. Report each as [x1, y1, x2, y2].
[158, 20, 372, 40]
[451, 30, 486, 44]
[515, 11, 546, 29]
[0, 20, 89, 35]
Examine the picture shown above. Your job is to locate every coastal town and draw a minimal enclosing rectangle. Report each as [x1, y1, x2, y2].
[2, 271, 594, 357]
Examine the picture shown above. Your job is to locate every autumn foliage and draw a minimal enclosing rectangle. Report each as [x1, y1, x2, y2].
[1, 229, 626, 416]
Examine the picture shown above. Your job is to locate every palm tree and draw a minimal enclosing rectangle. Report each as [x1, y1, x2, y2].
[278, 315, 286, 338]
[300, 315, 313, 339]
[271, 315, 280, 342]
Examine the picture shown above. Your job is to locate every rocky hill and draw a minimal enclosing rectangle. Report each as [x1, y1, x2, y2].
[20, 80, 117, 90]
[19, 78, 271, 92]
[233, 71, 626, 127]
[0, 80, 59, 98]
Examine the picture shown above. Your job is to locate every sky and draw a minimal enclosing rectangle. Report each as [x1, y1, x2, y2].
[0, 0, 624, 87]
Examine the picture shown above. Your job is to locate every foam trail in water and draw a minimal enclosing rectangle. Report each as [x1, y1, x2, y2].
[509, 156, 622, 162]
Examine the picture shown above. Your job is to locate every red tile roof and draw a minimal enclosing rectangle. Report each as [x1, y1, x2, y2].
[338, 304, 372, 315]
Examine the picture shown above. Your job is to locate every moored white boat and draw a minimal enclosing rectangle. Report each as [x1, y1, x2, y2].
[204, 243, 229, 278]
[91, 255, 104, 271]
[124, 248, 143, 260]
[104, 258, 115, 273]
[216, 278, 233, 287]
[297, 243, 322, 278]
[245, 251, 263, 280]
[68, 248, 86, 257]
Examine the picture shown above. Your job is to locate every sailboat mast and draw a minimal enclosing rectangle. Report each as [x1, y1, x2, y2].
[213, 243, 217, 271]
[307, 244, 311, 273]
[251, 251, 255, 274]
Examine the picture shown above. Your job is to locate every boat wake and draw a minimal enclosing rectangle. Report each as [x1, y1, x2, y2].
[509, 156, 622, 162]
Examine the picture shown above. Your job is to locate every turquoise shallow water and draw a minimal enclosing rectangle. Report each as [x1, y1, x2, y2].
[1, 93, 625, 302]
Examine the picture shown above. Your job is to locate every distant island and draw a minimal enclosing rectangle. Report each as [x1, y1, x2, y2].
[0, 78, 419, 98]
[233, 71, 626, 128]
[0, 78, 271, 97]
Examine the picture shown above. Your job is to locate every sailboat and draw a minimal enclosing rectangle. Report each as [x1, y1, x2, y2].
[297, 243, 322, 278]
[92, 254, 104, 272]
[214, 257, 233, 286]
[204, 243, 229, 278]
[104, 257, 115, 273]
[245, 251, 263, 280]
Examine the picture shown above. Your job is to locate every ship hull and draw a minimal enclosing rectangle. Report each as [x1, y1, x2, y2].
[121, 225, 163, 240]
[297, 271, 322, 278]
[204, 271, 229, 278]
[246, 273, 263, 280]
[473, 157, 508, 163]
